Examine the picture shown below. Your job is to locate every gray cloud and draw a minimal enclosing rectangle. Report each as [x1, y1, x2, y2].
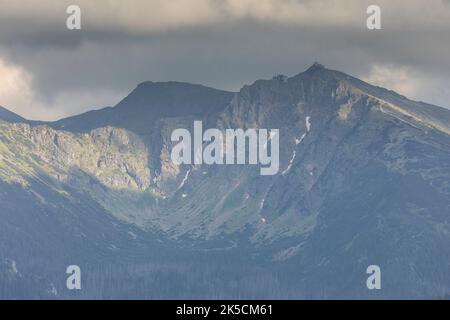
[0, 0, 449, 120]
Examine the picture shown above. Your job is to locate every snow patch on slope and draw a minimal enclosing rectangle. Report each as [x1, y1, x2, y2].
[282, 116, 311, 175]
[282, 150, 297, 175]
[176, 169, 191, 191]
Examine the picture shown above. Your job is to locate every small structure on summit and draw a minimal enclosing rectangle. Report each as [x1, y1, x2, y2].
[272, 74, 288, 82]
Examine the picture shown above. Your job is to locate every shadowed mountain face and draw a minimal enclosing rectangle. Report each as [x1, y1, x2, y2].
[0, 64, 449, 299]
[0, 106, 25, 122]
[50, 82, 234, 135]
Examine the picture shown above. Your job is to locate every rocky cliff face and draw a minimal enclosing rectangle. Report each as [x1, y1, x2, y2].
[1, 64, 449, 298]
[1, 123, 150, 189]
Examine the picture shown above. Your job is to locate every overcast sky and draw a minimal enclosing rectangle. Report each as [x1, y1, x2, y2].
[0, 0, 450, 120]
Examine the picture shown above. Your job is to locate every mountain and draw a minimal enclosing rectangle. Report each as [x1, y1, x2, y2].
[0, 106, 25, 122]
[0, 64, 449, 299]
[50, 82, 234, 134]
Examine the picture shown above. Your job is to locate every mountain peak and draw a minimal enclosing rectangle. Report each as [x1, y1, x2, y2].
[296, 62, 336, 80]
[305, 62, 326, 73]
[50, 81, 234, 134]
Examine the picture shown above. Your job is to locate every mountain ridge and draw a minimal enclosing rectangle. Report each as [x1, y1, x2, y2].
[49, 81, 235, 135]
[0, 106, 25, 122]
[2, 63, 450, 132]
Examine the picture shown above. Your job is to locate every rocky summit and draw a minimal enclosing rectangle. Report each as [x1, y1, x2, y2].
[1, 64, 449, 299]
